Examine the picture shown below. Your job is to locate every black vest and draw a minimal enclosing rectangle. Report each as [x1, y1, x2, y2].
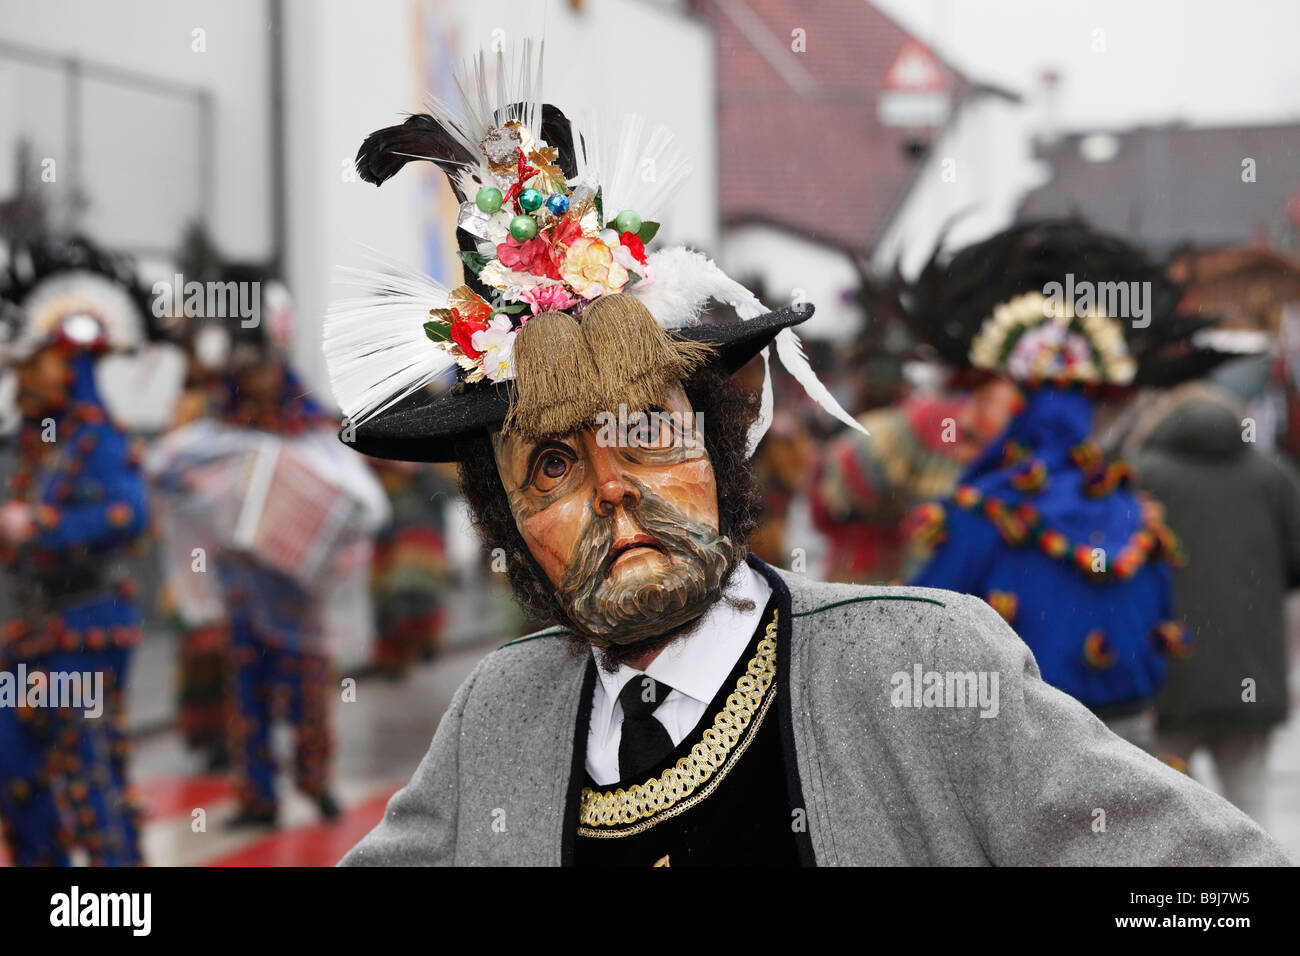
[570, 592, 802, 866]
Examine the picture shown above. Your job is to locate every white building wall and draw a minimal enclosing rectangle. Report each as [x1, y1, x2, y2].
[871, 93, 1046, 278]
[722, 224, 861, 343]
[0, 0, 273, 259]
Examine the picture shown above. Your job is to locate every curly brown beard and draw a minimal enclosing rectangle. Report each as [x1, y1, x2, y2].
[557, 476, 733, 645]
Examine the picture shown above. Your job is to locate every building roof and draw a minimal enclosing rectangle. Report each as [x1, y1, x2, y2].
[1170, 246, 1300, 332]
[692, 0, 1004, 256]
[1019, 123, 1300, 252]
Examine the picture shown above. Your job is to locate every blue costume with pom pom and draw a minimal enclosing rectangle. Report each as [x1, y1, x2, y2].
[909, 386, 1186, 724]
[0, 352, 147, 865]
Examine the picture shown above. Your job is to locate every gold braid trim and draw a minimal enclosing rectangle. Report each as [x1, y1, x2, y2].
[576, 611, 779, 837]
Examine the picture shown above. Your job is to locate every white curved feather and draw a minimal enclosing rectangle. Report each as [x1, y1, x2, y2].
[424, 39, 545, 165]
[746, 346, 774, 457]
[323, 261, 454, 426]
[587, 114, 690, 226]
[773, 327, 867, 435]
[631, 246, 766, 328]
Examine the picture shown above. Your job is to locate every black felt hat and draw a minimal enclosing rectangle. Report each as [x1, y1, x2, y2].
[343, 303, 814, 462]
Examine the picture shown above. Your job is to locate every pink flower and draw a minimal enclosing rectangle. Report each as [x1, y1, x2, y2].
[519, 284, 580, 315]
[496, 237, 561, 279]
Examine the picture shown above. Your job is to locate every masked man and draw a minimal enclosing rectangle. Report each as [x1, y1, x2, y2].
[0, 237, 152, 865]
[330, 46, 1287, 866]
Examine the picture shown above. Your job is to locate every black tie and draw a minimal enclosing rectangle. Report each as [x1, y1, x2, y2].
[618, 676, 675, 781]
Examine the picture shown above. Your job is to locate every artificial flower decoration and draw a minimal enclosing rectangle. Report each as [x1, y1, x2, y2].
[470, 316, 518, 383]
[519, 284, 579, 315]
[561, 236, 631, 299]
[968, 291, 1138, 387]
[387, 100, 665, 384]
[619, 232, 648, 265]
[497, 236, 562, 279]
[449, 318, 486, 359]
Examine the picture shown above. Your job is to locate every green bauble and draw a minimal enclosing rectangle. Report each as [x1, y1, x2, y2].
[614, 209, 642, 235]
[509, 214, 539, 241]
[519, 187, 544, 212]
[475, 186, 503, 214]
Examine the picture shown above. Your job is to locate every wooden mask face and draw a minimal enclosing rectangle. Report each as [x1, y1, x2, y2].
[491, 384, 732, 644]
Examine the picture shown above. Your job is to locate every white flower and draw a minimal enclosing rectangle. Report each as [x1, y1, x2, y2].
[482, 210, 515, 245]
[471, 316, 517, 382]
[611, 243, 642, 272]
[458, 206, 514, 246]
[478, 260, 562, 298]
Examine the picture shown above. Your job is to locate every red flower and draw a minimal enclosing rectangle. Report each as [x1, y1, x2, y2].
[497, 237, 561, 279]
[619, 231, 648, 265]
[551, 217, 584, 251]
[450, 317, 488, 359]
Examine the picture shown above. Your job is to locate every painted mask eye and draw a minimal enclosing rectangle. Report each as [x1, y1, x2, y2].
[628, 407, 675, 450]
[529, 446, 573, 492]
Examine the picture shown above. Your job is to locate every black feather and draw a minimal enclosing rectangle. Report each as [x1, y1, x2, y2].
[354, 113, 476, 195]
[539, 103, 581, 180]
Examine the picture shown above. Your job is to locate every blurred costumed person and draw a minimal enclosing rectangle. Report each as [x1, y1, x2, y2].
[0, 236, 153, 865]
[146, 265, 388, 826]
[329, 43, 1282, 865]
[368, 458, 455, 677]
[150, 226, 235, 772]
[809, 277, 1022, 585]
[1125, 380, 1300, 823]
[900, 220, 1240, 753]
[809, 382, 1020, 584]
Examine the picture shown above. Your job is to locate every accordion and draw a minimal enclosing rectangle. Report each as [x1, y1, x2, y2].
[227, 435, 365, 585]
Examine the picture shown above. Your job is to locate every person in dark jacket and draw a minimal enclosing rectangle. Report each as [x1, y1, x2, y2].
[1130, 380, 1300, 824]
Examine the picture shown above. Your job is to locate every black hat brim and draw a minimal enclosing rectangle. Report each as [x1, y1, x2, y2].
[342, 304, 814, 462]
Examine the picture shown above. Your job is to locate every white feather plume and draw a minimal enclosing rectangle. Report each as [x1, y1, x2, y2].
[323, 259, 454, 426]
[632, 245, 867, 447]
[631, 246, 765, 328]
[424, 39, 545, 166]
[748, 346, 775, 457]
[575, 113, 690, 226]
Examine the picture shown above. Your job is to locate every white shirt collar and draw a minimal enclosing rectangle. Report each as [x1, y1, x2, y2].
[590, 560, 773, 711]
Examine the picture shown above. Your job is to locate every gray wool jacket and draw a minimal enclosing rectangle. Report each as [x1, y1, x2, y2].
[341, 559, 1290, 866]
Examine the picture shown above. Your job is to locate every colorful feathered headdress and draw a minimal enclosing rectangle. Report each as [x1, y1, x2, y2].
[896, 218, 1246, 389]
[0, 235, 153, 364]
[324, 40, 862, 462]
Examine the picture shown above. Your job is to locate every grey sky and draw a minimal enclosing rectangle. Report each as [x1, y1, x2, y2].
[870, 0, 1300, 129]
